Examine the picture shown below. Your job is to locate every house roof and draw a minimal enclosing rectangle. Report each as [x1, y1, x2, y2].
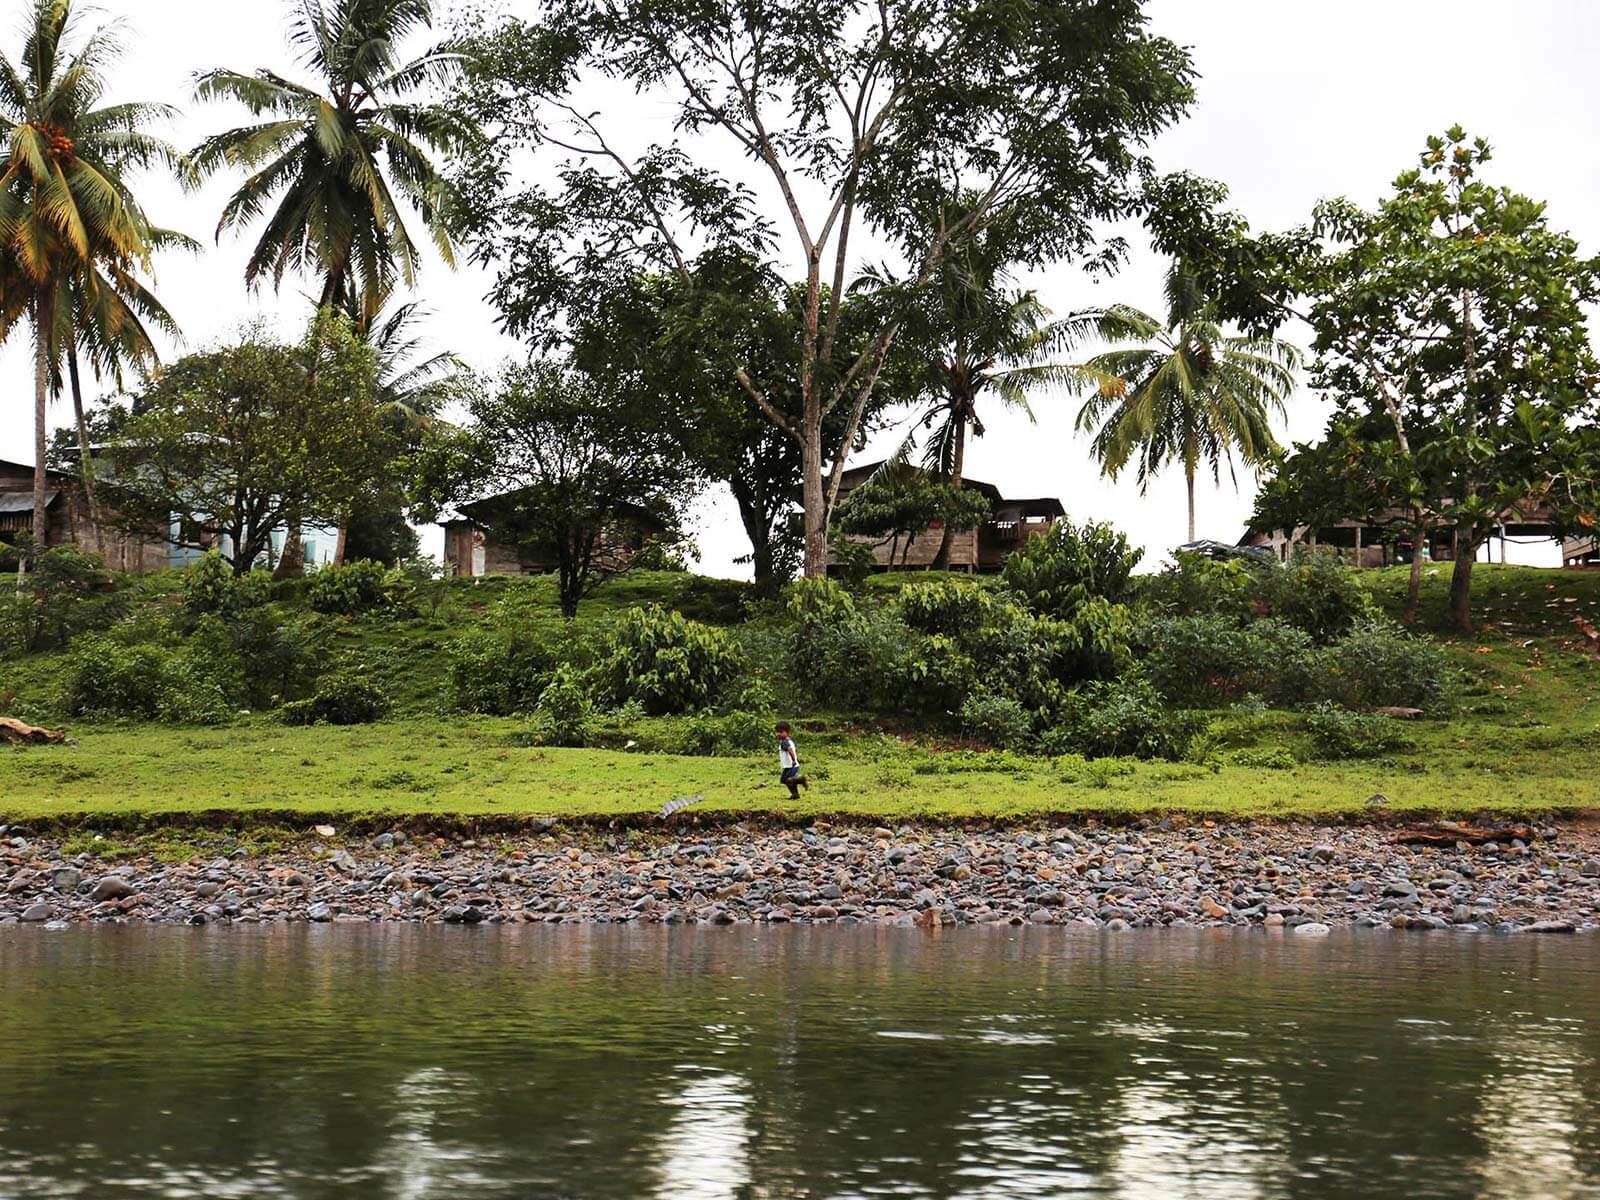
[445, 487, 668, 532]
[0, 458, 70, 482]
[837, 461, 1050, 509]
[0, 490, 58, 514]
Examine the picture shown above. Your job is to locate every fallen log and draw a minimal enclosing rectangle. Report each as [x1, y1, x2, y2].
[1373, 706, 1424, 719]
[1393, 822, 1536, 847]
[0, 717, 67, 745]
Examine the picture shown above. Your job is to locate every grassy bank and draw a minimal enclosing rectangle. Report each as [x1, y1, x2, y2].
[5, 562, 1600, 824]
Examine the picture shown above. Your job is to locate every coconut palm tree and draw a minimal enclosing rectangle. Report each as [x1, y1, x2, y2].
[191, 0, 464, 574]
[330, 281, 462, 563]
[902, 226, 1097, 567]
[1074, 266, 1301, 543]
[0, 0, 183, 561]
[191, 0, 461, 311]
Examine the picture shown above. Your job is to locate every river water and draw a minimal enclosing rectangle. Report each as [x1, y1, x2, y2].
[1, 926, 1597, 1198]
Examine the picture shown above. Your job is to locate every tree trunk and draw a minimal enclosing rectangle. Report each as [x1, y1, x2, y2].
[801, 422, 828, 578]
[1403, 517, 1425, 625]
[729, 478, 779, 596]
[32, 309, 49, 561]
[333, 515, 349, 567]
[67, 344, 102, 557]
[1448, 530, 1476, 632]
[1185, 465, 1197, 544]
[274, 517, 306, 579]
[931, 410, 968, 570]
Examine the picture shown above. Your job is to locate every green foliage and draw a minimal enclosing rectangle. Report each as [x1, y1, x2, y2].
[1255, 552, 1375, 643]
[180, 551, 273, 622]
[528, 664, 594, 747]
[281, 670, 390, 726]
[1304, 702, 1416, 760]
[832, 469, 993, 567]
[1318, 622, 1452, 711]
[0, 547, 126, 655]
[600, 606, 744, 715]
[898, 578, 999, 636]
[1135, 552, 1257, 623]
[446, 626, 585, 715]
[655, 709, 769, 757]
[1002, 519, 1142, 616]
[63, 636, 230, 725]
[958, 691, 1034, 750]
[308, 559, 393, 615]
[1142, 615, 1316, 707]
[1043, 678, 1207, 761]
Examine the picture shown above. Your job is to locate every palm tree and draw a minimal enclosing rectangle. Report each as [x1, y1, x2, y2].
[1074, 266, 1301, 543]
[0, 0, 183, 562]
[191, 0, 463, 575]
[191, 0, 461, 311]
[330, 281, 462, 563]
[905, 227, 1096, 567]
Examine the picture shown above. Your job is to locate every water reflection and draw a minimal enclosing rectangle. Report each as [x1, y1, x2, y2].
[0, 926, 1597, 1199]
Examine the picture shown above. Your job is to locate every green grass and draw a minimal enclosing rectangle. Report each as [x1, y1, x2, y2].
[6, 564, 1600, 825]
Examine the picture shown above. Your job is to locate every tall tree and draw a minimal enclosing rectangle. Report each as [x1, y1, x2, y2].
[1151, 129, 1600, 629]
[0, 0, 182, 563]
[100, 315, 387, 575]
[894, 218, 1096, 566]
[420, 361, 696, 618]
[454, 0, 1195, 576]
[1074, 266, 1300, 543]
[192, 0, 464, 574]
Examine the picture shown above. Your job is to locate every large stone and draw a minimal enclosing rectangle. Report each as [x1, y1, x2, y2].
[1523, 919, 1576, 934]
[20, 902, 56, 923]
[1292, 922, 1331, 937]
[307, 902, 333, 922]
[50, 867, 82, 893]
[89, 876, 135, 902]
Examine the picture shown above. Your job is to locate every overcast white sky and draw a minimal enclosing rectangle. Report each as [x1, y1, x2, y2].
[2, 0, 1596, 573]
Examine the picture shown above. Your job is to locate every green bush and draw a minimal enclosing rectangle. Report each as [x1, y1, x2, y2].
[186, 610, 319, 709]
[0, 547, 126, 654]
[64, 636, 230, 724]
[1315, 621, 1451, 711]
[663, 709, 769, 756]
[1042, 678, 1207, 761]
[1304, 702, 1416, 759]
[1142, 615, 1316, 707]
[447, 626, 589, 715]
[959, 691, 1035, 750]
[180, 550, 271, 622]
[1256, 553, 1375, 644]
[281, 669, 390, 726]
[307, 559, 391, 615]
[1135, 552, 1258, 623]
[1002, 519, 1142, 616]
[528, 664, 594, 747]
[897, 578, 999, 636]
[600, 606, 744, 715]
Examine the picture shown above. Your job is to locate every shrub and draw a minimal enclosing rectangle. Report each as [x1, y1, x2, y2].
[1135, 552, 1258, 623]
[1, 547, 126, 654]
[1042, 678, 1207, 761]
[1315, 621, 1451, 711]
[180, 550, 271, 622]
[663, 709, 769, 756]
[282, 670, 390, 726]
[64, 636, 230, 724]
[1142, 615, 1316, 707]
[447, 626, 588, 715]
[307, 559, 391, 615]
[959, 691, 1034, 750]
[1304, 702, 1416, 759]
[600, 606, 743, 714]
[1255, 553, 1375, 644]
[528, 664, 594, 747]
[186, 610, 319, 709]
[897, 578, 998, 636]
[1002, 519, 1142, 616]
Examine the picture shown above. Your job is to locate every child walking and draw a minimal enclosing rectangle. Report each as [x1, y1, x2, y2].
[776, 721, 809, 799]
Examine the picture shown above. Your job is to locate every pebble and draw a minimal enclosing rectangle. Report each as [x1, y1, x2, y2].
[0, 821, 1594, 932]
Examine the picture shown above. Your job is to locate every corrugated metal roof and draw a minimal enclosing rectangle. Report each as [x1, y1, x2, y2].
[0, 490, 57, 514]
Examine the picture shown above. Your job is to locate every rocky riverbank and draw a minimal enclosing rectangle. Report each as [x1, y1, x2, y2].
[2, 818, 1598, 933]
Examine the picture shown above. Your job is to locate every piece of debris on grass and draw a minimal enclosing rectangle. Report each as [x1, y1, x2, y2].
[660, 795, 705, 819]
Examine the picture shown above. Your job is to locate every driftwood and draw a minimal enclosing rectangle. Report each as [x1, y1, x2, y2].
[0, 717, 67, 745]
[1393, 822, 1536, 847]
[1373, 706, 1423, 719]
